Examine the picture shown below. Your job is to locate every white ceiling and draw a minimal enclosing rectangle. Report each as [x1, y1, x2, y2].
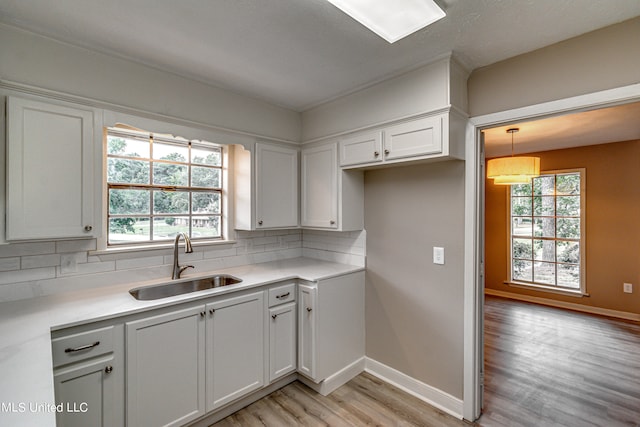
[1, 0, 639, 111]
[483, 102, 640, 157]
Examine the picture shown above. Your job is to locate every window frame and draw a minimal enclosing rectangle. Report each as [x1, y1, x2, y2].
[103, 127, 227, 248]
[507, 168, 586, 295]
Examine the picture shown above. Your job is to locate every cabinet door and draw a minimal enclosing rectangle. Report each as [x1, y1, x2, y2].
[339, 131, 383, 166]
[255, 143, 299, 228]
[126, 306, 205, 427]
[384, 115, 443, 161]
[301, 144, 338, 229]
[298, 284, 317, 380]
[269, 302, 297, 381]
[54, 356, 115, 427]
[6, 96, 97, 240]
[206, 291, 265, 411]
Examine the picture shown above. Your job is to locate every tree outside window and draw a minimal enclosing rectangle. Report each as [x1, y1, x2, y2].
[509, 170, 584, 292]
[106, 130, 223, 245]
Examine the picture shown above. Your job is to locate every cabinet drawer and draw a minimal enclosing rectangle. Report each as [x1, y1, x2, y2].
[268, 283, 296, 307]
[52, 326, 114, 367]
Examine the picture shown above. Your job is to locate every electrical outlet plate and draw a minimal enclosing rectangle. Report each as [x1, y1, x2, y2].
[623, 283, 633, 293]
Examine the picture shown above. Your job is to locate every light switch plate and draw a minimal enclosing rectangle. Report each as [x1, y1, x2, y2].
[623, 283, 633, 293]
[433, 247, 445, 265]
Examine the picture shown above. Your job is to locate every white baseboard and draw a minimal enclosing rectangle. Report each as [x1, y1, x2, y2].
[365, 357, 463, 420]
[485, 288, 640, 322]
[298, 356, 366, 396]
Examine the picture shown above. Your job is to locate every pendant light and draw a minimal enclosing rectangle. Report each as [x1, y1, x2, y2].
[486, 128, 540, 185]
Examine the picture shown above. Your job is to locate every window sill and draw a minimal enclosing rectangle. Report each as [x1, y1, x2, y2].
[90, 239, 237, 256]
[504, 281, 589, 298]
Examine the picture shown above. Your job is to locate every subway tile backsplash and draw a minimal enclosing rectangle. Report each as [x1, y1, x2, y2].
[0, 229, 365, 302]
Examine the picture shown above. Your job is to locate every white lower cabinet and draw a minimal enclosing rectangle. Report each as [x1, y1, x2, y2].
[53, 357, 117, 427]
[269, 301, 297, 381]
[126, 306, 206, 427]
[54, 272, 363, 426]
[51, 324, 124, 427]
[298, 271, 365, 384]
[126, 291, 266, 424]
[206, 291, 265, 411]
[298, 284, 317, 379]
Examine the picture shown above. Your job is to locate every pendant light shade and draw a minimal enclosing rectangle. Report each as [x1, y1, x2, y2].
[487, 128, 540, 185]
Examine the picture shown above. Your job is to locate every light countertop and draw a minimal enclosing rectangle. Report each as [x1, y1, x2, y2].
[0, 257, 364, 427]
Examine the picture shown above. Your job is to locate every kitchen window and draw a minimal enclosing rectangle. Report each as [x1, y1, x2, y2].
[106, 128, 223, 246]
[509, 169, 585, 293]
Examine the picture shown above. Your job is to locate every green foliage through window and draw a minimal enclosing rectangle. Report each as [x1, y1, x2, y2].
[510, 171, 583, 290]
[106, 130, 223, 245]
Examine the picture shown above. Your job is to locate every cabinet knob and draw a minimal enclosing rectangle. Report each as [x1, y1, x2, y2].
[200, 311, 205, 318]
[374, 151, 379, 157]
[84, 225, 93, 232]
[272, 314, 278, 320]
[258, 220, 263, 226]
[330, 220, 336, 225]
[209, 309, 215, 315]
[306, 307, 312, 312]
[384, 149, 390, 155]
[104, 366, 113, 374]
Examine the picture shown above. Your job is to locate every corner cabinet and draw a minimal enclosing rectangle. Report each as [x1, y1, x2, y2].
[301, 143, 363, 231]
[339, 111, 466, 169]
[6, 96, 100, 240]
[235, 142, 299, 230]
[298, 271, 365, 385]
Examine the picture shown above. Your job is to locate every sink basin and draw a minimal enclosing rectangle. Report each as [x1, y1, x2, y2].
[129, 275, 243, 300]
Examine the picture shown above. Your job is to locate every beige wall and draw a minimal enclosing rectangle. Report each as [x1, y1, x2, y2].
[364, 161, 465, 398]
[485, 140, 640, 315]
[468, 17, 640, 117]
[0, 24, 301, 142]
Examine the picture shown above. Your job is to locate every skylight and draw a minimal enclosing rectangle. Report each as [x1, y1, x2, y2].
[327, 0, 446, 43]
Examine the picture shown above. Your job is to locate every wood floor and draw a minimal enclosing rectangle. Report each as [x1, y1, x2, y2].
[211, 372, 468, 427]
[481, 296, 640, 427]
[213, 297, 640, 426]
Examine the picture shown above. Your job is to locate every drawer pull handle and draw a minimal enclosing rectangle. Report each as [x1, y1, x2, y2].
[104, 365, 113, 374]
[276, 292, 290, 299]
[65, 341, 100, 353]
[272, 314, 278, 320]
[306, 307, 312, 312]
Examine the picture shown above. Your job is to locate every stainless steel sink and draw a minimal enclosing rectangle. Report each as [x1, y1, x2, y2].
[129, 275, 243, 300]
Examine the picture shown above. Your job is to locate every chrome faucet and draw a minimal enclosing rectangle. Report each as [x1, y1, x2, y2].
[172, 232, 194, 279]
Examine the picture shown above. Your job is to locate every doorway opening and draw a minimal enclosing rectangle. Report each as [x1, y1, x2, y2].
[463, 84, 640, 422]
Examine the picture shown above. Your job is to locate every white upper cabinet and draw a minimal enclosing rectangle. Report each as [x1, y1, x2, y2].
[6, 96, 100, 240]
[235, 142, 298, 230]
[301, 142, 363, 231]
[338, 111, 465, 169]
[384, 115, 442, 160]
[339, 130, 383, 166]
[301, 144, 338, 229]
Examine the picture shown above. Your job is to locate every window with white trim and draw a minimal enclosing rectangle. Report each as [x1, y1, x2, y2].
[509, 170, 585, 292]
[106, 128, 223, 245]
